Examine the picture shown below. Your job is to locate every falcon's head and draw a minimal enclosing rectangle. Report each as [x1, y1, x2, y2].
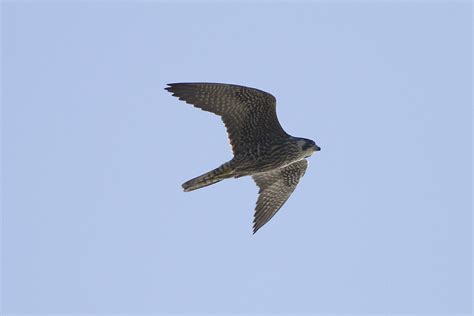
[296, 138, 321, 158]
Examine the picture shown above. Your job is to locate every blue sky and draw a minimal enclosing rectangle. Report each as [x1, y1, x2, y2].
[2, 1, 471, 315]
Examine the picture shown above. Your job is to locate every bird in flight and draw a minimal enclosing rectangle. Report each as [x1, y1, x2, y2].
[165, 83, 321, 233]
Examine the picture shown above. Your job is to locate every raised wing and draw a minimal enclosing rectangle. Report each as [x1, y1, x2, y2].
[165, 83, 287, 156]
[252, 159, 308, 233]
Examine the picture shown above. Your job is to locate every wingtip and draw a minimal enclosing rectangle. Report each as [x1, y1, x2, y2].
[252, 224, 261, 235]
[164, 83, 174, 92]
[165, 83, 190, 94]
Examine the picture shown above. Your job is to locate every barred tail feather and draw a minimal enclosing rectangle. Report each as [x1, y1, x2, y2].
[182, 162, 234, 192]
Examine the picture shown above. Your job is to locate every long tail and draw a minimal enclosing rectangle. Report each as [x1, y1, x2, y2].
[182, 162, 234, 192]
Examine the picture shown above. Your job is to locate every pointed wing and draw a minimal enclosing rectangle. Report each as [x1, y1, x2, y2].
[165, 83, 287, 156]
[252, 159, 308, 233]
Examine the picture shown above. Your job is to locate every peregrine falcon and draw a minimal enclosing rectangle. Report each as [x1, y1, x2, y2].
[165, 83, 321, 233]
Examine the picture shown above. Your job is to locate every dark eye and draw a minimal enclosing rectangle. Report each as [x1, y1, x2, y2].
[302, 142, 312, 150]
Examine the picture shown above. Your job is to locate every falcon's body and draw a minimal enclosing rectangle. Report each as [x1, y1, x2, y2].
[165, 83, 320, 233]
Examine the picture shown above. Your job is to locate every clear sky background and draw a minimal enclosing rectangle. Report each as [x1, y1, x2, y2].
[1, 1, 472, 315]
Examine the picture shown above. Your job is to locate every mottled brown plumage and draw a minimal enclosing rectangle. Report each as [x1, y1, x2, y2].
[165, 82, 320, 233]
[252, 159, 308, 232]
